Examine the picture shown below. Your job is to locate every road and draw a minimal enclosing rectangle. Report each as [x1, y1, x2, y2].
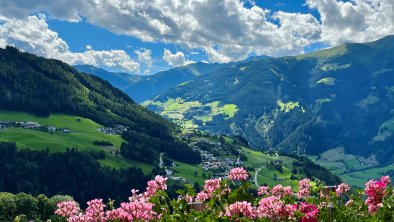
[254, 166, 264, 187]
[159, 153, 164, 168]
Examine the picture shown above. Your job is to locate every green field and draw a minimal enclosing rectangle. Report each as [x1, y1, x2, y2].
[173, 161, 207, 185]
[309, 147, 389, 188]
[143, 98, 238, 129]
[0, 110, 152, 170]
[0, 110, 124, 152]
[341, 165, 394, 188]
[242, 148, 300, 188]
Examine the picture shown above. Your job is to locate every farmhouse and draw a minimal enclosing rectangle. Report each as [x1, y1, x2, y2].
[46, 125, 56, 132]
[25, 121, 41, 129]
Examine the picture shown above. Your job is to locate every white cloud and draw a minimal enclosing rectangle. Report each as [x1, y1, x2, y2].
[134, 48, 153, 74]
[163, 49, 193, 67]
[135, 48, 153, 68]
[0, 15, 139, 72]
[306, 0, 394, 45]
[0, 0, 393, 63]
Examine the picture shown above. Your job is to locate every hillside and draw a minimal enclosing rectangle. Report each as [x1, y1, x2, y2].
[0, 46, 200, 165]
[144, 35, 394, 166]
[76, 56, 270, 103]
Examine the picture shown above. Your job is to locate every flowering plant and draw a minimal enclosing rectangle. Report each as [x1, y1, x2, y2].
[56, 168, 394, 221]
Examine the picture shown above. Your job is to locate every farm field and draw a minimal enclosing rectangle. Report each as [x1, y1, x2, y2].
[309, 147, 391, 188]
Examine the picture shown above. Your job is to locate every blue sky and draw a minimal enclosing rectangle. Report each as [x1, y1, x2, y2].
[0, 0, 393, 74]
[46, 0, 323, 73]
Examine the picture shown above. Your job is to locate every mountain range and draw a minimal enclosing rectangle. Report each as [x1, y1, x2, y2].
[143, 35, 394, 165]
[75, 56, 270, 102]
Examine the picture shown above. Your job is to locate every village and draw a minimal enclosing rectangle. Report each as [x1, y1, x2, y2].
[190, 137, 243, 178]
[97, 125, 128, 135]
[0, 120, 128, 136]
[0, 120, 70, 133]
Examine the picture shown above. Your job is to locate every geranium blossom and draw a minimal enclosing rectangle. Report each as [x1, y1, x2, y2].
[145, 175, 168, 197]
[365, 176, 390, 213]
[85, 199, 105, 220]
[298, 178, 311, 199]
[300, 202, 319, 222]
[336, 183, 350, 197]
[256, 196, 297, 221]
[55, 201, 80, 218]
[203, 178, 221, 195]
[228, 167, 249, 181]
[118, 200, 158, 221]
[224, 201, 256, 219]
[258, 185, 270, 196]
[271, 184, 293, 198]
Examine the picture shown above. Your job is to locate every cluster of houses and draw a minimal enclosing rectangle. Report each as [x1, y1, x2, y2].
[190, 138, 243, 177]
[0, 120, 70, 133]
[98, 125, 128, 135]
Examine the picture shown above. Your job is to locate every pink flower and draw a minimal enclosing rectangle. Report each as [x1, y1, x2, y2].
[256, 196, 296, 221]
[104, 209, 121, 221]
[365, 177, 390, 213]
[203, 178, 221, 195]
[145, 175, 167, 197]
[381, 176, 391, 185]
[67, 214, 87, 222]
[224, 201, 256, 219]
[55, 201, 80, 218]
[84, 199, 105, 220]
[195, 191, 210, 202]
[118, 200, 158, 221]
[298, 178, 311, 199]
[185, 194, 194, 203]
[257, 185, 270, 196]
[336, 183, 350, 197]
[300, 202, 319, 222]
[271, 184, 293, 198]
[228, 167, 249, 181]
[193, 178, 223, 202]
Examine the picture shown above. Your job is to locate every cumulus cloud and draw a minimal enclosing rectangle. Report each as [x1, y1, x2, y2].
[163, 49, 193, 67]
[135, 48, 153, 67]
[0, 15, 139, 72]
[0, 0, 393, 63]
[134, 48, 153, 74]
[306, 0, 394, 45]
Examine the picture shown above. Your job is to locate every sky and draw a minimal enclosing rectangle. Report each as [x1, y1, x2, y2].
[0, 0, 393, 75]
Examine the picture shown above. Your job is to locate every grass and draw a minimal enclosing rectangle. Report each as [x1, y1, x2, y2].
[341, 164, 394, 188]
[0, 110, 155, 171]
[277, 100, 304, 113]
[144, 98, 238, 129]
[220, 104, 238, 118]
[99, 156, 154, 174]
[173, 161, 207, 185]
[241, 148, 301, 189]
[310, 147, 390, 188]
[0, 110, 124, 152]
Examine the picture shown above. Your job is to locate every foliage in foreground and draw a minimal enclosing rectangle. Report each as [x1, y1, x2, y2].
[54, 167, 394, 222]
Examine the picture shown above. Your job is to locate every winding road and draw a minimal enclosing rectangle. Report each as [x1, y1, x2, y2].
[254, 166, 264, 187]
